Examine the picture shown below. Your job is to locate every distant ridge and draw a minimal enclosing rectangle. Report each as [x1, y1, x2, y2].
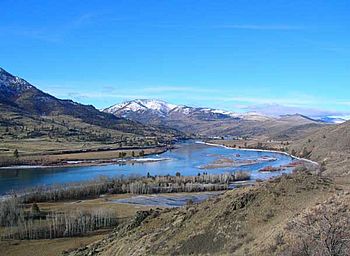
[104, 99, 270, 121]
[290, 119, 350, 175]
[104, 99, 328, 139]
[0, 67, 181, 142]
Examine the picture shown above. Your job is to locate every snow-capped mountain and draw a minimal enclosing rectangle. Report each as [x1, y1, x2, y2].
[104, 99, 328, 138]
[0, 67, 183, 140]
[104, 99, 270, 121]
[0, 67, 34, 98]
[105, 99, 178, 117]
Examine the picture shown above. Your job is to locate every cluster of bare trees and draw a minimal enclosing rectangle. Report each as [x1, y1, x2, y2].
[125, 180, 229, 194]
[24, 182, 108, 203]
[20, 177, 131, 203]
[285, 202, 350, 256]
[19, 172, 250, 203]
[1, 208, 118, 240]
[0, 196, 118, 240]
[0, 196, 25, 227]
[122, 172, 250, 194]
[154, 171, 249, 184]
[0, 172, 250, 240]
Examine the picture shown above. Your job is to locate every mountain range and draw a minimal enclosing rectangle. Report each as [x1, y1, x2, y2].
[0, 67, 341, 143]
[0, 68, 181, 145]
[104, 99, 332, 139]
[104, 99, 275, 121]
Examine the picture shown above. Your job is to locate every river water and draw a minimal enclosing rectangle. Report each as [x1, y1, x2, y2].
[0, 141, 294, 195]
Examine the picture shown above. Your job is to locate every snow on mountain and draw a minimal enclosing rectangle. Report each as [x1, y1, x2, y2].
[236, 112, 272, 121]
[141, 99, 178, 112]
[106, 99, 341, 126]
[104, 99, 272, 121]
[105, 99, 179, 116]
[0, 67, 33, 95]
[102, 99, 330, 138]
[316, 116, 347, 124]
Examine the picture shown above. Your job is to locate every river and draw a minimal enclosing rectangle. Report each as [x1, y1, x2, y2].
[0, 141, 295, 195]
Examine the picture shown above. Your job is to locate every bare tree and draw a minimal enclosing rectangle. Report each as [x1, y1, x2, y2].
[286, 203, 350, 256]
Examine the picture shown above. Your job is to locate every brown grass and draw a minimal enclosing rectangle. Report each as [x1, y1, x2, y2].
[0, 194, 157, 256]
[209, 139, 290, 151]
[70, 172, 338, 256]
[0, 232, 107, 256]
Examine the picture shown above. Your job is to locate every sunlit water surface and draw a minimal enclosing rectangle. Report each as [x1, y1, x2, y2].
[0, 141, 294, 195]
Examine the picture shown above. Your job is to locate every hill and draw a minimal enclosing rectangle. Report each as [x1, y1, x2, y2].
[289, 120, 350, 175]
[66, 118, 350, 256]
[104, 99, 327, 140]
[69, 172, 350, 256]
[0, 68, 182, 165]
[0, 68, 182, 138]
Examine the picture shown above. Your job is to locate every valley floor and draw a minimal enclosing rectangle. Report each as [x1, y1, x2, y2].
[0, 194, 158, 256]
[0, 138, 169, 167]
[0, 191, 222, 256]
[2, 139, 350, 256]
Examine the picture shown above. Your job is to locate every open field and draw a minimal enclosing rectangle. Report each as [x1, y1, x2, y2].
[0, 191, 216, 256]
[1, 233, 107, 256]
[0, 193, 158, 256]
[0, 138, 169, 167]
[0, 99, 181, 167]
[33, 194, 161, 218]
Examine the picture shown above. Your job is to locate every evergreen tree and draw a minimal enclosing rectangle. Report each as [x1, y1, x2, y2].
[13, 149, 19, 158]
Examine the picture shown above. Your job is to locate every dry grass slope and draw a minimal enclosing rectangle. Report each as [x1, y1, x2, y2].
[68, 172, 343, 256]
[290, 120, 350, 176]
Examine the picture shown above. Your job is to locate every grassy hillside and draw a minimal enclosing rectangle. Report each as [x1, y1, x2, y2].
[61, 116, 350, 256]
[120, 111, 326, 140]
[289, 120, 350, 175]
[68, 172, 350, 256]
[0, 103, 179, 166]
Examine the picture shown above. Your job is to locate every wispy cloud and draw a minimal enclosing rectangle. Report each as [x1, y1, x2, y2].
[239, 103, 350, 118]
[141, 86, 218, 93]
[44, 83, 219, 98]
[36, 79, 350, 116]
[174, 94, 318, 107]
[334, 101, 350, 106]
[217, 96, 314, 106]
[66, 92, 149, 100]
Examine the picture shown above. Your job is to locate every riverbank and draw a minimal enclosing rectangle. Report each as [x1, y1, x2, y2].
[204, 140, 320, 168]
[0, 145, 171, 169]
[0, 172, 247, 245]
[0, 140, 300, 196]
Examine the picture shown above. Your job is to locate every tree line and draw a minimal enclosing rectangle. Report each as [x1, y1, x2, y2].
[0, 172, 250, 240]
[0, 200, 118, 240]
[18, 172, 250, 203]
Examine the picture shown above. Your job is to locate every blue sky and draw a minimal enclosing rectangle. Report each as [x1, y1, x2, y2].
[1, 0, 349, 118]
